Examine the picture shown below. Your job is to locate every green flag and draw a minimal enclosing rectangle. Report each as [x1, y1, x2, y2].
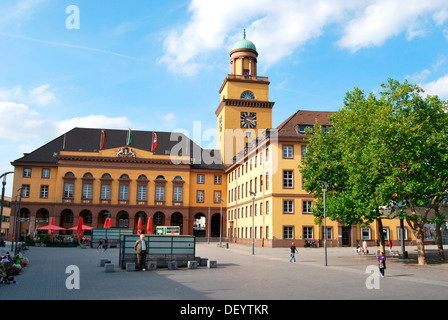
[127, 129, 133, 146]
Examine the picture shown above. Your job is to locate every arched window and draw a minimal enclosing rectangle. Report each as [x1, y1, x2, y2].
[64, 172, 75, 178]
[101, 173, 112, 179]
[83, 173, 93, 178]
[120, 174, 130, 179]
[173, 176, 183, 181]
[156, 175, 165, 181]
[240, 91, 255, 99]
[138, 175, 148, 180]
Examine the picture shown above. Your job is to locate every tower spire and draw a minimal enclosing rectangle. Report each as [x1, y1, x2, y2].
[243, 29, 246, 40]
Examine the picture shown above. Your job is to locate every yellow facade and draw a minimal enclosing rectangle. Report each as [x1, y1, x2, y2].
[9, 33, 420, 249]
[11, 141, 227, 239]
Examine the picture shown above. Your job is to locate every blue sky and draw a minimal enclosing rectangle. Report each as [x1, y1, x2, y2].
[0, 0, 447, 196]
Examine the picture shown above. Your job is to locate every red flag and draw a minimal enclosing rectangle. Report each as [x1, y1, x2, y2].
[152, 132, 157, 151]
[100, 130, 106, 149]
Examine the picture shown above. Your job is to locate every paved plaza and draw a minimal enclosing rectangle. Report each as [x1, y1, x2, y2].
[1, 241, 447, 301]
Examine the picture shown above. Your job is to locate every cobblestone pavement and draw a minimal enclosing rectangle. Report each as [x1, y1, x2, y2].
[0, 242, 447, 301]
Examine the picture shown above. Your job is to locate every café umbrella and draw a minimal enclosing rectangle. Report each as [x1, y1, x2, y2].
[68, 217, 94, 238]
[137, 218, 142, 235]
[37, 218, 66, 236]
[104, 217, 112, 229]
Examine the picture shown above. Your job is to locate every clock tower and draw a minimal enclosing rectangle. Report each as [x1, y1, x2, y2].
[216, 31, 275, 165]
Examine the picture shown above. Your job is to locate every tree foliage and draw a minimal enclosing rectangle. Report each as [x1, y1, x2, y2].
[300, 78, 448, 264]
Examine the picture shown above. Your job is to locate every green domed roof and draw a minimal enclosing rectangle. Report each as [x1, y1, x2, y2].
[231, 30, 257, 52]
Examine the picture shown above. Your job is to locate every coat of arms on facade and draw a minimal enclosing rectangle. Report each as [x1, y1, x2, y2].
[116, 147, 136, 158]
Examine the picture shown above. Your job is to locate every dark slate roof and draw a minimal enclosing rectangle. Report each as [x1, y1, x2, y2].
[12, 127, 225, 170]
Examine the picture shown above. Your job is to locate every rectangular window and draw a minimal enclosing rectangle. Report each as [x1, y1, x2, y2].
[283, 226, 294, 239]
[283, 170, 293, 188]
[22, 185, 30, 198]
[303, 227, 313, 239]
[42, 168, 50, 178]
[214, 191, 221, 203]
[266, 173, 269, 190]
[283, 145, 293, 158]
[23, 168, 31, 178]
[173, 186, 183, 202]
[40, 185, 49, 199]
[303, 200, 313, 214]
[197, 174, 205, 184]
[64, 183, 74, 199]
[322, 226, 332, 240]
[398, 228, 408, 241]
[137, 185, 147, 201]
[361, 228, 371, 240]
[119, 185, 129, 200]
[302, 146, 308, 159]
[214, 175, 222, 185]
[197, 190, 204, 203]
[83, 183, 92, 199]
[266, 200, 269, 215]
[283, 200, 294, 214]
[101, 184, 111, 200]
[156, 186, 165, 201]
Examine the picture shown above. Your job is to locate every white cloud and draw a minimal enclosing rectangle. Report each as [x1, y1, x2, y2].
[337, 0, 448, 52]
[0, 102, 50, 141]
[0, 101, 132, 146]
[0, 83, 59, 107]
[29, 83, 59, 106]
[421, 74, 448, 98]
[159, 0, 448, 75]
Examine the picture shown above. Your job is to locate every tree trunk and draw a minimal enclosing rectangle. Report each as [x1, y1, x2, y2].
[435, 221, 445, 261]
[413, 225, 427, 265]
[376, 217, 385, 254]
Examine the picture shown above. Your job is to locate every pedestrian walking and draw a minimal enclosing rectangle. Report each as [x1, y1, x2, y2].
[289, 242, 298, 262]
[104, 237, 109, 252]
[97, 238, 103, 252]
[387, 240, 392, 253]
[377, 251, 386, 278]
[362, 240, 368, 254]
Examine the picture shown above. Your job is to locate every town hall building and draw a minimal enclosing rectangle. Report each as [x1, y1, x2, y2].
[9, 33, 412, 248]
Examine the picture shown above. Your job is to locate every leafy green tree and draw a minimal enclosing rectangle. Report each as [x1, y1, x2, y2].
[301, 79, 448, 265]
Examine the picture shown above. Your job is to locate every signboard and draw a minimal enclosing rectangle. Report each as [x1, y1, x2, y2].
[156, 226, 180, 236]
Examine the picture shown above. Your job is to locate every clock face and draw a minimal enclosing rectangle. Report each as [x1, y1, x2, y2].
[241, 91, 256, 99]
[241, 112, 257, 129]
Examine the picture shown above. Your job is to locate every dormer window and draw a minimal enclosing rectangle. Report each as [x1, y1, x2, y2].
[295, 125, 314, 135]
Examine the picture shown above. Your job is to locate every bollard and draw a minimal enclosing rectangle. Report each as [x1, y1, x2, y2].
[105, 263, 115, 273]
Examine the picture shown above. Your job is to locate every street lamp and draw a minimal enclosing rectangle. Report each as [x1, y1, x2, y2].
[0, 171, 14, 242]
[319, 181, 328, 267]
[219, 198, 224, 247]
[249, 191, 256, 255]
